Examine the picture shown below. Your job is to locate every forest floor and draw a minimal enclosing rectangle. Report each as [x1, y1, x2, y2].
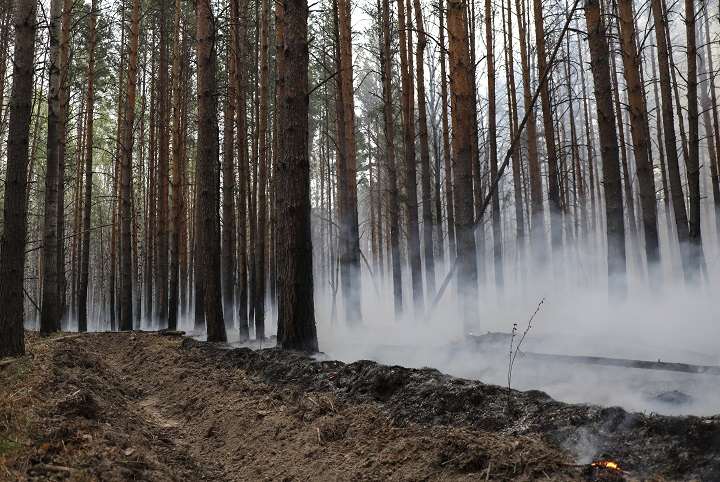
[1, 331, 718, 481]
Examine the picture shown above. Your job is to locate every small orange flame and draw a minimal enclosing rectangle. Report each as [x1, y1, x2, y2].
[592, 461, 620, 470]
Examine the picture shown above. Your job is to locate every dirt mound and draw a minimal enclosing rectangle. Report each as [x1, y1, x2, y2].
[3, 332, 718, 480]
[187, 338, 720, 480]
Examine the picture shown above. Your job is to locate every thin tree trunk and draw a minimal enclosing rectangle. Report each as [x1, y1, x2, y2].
[503, 0, 525, 282]
[515, 0, 546, 270]
[397, 0, 424, 316]
[439, 0, 455, 261]
[57, 0, 72, 327]
[78, 0, 96, 333]
[650, 0, 691, 280]
[120, 0, 140, 331]
[533, 0, 563, 277]
[486, 0, 503, 293]
[336, 0, 363, 325]
[236, 0, 250, 340]
[584, 0, 627, 300]
[617, 0, 660, 279]
[222, 4, 237, 330]
[168, 0, 183, 331]
[413, 0, 436, 300]
[684, 0, 703, 277]
[40, 0, 64, 334]
[381, 0, 403, 317]
[702, 8, 720, 242]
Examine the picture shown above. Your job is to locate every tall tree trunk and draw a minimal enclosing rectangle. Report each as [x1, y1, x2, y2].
[236, 0, 250, 340]
[222, 5, 237, 330]
[156, 2, 170, 327]
[0, 0, 37, 357]
[486, 0, 503, 293]
[503, 0, 525, 282]
[255, 0, 270, 340]
[650, 0, 691, 280]
[168, 0, 183, 331]
[57, 0, 72, 328]
[684, 0, 703, 278]
[701, 8, 720, 242]
[196, 0, 227, 341]
[120, 0, 140, 331]
[515, 0, 546, 270]
[40, 0, 64, 334]
[78, 0, 96, 333]
[275, 0, 318, 351]
[533, 0, 563, 277]
[413, 0, 436, 300]
[439, 0, 455, 261]
[397, 0, 424, 316]
[447, 0, 479, 330]
[617, 0, 660, 276]
[381, 0, 403, 317]
[336, 0, 363, 325]
[584, 0, 627, 300]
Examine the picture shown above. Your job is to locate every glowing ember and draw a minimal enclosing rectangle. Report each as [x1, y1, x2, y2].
[592, 461, 620, 470]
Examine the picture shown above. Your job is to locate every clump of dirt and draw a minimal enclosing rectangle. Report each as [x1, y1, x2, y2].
[3, 331, 718, 481]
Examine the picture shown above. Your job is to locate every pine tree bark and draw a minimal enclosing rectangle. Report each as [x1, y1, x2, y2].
[486, 0, 503, 293]
[236, 0, 250, 340]
[381, 0, 403, 317]
[168, 0, 183, 331]
[701, 9, 720, 242]
[503, 0, 525, 280]
[397, 0, 424, 316]
[650, 0, 691, 280]
[78, 0, 96, 333]
[584, 0, 627, 300]
[120, 0, 140, 331]
[40, 0, 64, 334]
[255, 0, 270, 340]
[336, 0, 363, 325]
[439, 0, 456, 261]
[275, 0, 319, 351]
[684, 0, 703, 278]
[413, 0, 436, 300]
[196, 0, 227, 341]
[0, 0, 37, 357]
[617, 0, 660, 272]
[533, 0, 563, 276]
[222, 4, 238, 330]
[57, 0, 72, 327]
[447, 0, 479, 330]
[515, 0, 546, 270]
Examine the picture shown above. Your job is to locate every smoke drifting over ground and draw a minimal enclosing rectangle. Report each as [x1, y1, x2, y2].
[307, 211, 720, 417]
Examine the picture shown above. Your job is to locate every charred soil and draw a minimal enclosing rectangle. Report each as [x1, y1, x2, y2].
[1, 332, 718, 481]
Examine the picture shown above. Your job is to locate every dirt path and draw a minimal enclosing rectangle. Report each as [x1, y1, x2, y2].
[2, 332, 585, 481]
[5, 331, 720, 480]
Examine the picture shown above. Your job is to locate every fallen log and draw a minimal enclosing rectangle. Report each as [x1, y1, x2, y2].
[466, 333, 720, 376]
[522, 351, 720, 376]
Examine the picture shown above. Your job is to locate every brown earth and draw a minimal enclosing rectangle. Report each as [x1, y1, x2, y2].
[1, 331, 717, 481]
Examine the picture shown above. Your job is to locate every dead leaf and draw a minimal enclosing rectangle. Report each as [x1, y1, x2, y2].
[124, 448, 134, 456]
[39, 442, 51, 452]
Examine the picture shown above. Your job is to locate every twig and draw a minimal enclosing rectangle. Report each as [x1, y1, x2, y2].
[507, 299, 544, 406]
[0, 359, 17, 368]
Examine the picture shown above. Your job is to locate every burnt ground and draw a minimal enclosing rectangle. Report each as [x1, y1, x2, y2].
[1, 331, 718, 481]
